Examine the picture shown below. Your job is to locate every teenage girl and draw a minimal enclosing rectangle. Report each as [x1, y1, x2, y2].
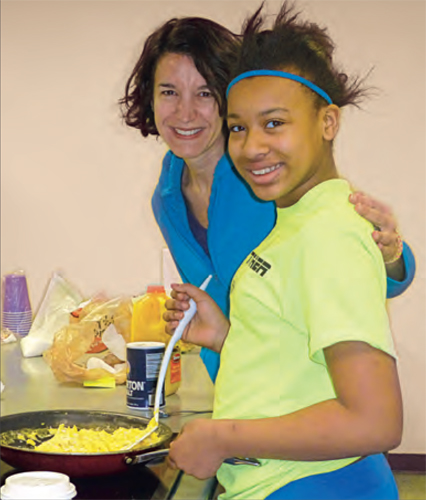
[164, 3, 402, 499]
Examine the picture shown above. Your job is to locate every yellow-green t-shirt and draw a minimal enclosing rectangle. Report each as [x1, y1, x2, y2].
[213, 179, 396, 500]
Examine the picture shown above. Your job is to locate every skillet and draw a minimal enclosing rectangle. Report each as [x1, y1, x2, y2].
[0, 410, 172, 477]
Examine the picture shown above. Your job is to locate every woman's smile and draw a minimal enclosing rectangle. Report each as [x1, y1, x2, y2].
[172, 127, 204, 138]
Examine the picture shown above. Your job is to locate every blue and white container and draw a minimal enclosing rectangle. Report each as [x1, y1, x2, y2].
[126, 341, 165, 410]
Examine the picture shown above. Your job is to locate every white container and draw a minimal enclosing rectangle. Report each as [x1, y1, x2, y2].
[0, 471, 76, 499]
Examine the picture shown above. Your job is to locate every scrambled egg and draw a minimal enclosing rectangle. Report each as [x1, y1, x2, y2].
[33, 424, 160, 453]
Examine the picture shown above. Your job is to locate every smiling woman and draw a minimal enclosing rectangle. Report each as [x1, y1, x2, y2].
[152, 53, 225, 171]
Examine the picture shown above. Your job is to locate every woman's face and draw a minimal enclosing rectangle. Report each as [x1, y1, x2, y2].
[227, 76, 337, 208]
[153, 53, 225, 165]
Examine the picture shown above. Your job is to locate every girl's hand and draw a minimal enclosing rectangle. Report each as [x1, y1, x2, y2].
[163, 283, 229, 353]
[349, 192, 404, 279]
[167, 419, 227, 479]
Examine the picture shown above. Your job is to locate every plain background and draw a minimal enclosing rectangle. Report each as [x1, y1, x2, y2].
[1, 0, 425, 454]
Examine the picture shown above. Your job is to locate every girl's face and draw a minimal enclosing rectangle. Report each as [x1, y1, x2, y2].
[153, 53, 225, 166]
[227, 76, 338, 208]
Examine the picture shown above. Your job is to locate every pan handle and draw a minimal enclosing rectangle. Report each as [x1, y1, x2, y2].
[125, 449, 169, 466]
[125, 450, 261, 467]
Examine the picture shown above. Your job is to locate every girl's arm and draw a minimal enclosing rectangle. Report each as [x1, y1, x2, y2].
[168, 340, 402, 479]
[218, 340, 402, 460]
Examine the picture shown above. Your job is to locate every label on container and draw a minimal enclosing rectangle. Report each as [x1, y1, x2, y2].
[126, 342, 165, 409]
[170, 350, 181, 384]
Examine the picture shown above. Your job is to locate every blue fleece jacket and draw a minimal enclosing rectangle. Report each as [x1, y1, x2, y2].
[152, 151, 416, 382]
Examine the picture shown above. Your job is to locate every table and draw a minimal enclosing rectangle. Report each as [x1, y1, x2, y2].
[0, 340, 218, 499]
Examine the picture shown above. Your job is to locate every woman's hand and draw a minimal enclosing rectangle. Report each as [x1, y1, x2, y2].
[163, 283, 230, 353]
[168, 419, 227, 479]
[349, 191, 404, 280]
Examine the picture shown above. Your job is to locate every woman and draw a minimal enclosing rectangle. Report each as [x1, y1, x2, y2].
[120, 16, 415, 382]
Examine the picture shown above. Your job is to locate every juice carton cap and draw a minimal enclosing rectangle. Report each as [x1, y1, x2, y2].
[146, 285, 166, 294]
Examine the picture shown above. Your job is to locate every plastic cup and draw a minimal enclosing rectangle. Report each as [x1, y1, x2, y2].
[1, 311, 33, 336]
[2, 273, 32, 313]
[0, 471, 77, 499]
[2, 273, 33, 336]
[2, 312, 32, 323]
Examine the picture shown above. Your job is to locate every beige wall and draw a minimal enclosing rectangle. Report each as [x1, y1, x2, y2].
[1, 0, 425, 453]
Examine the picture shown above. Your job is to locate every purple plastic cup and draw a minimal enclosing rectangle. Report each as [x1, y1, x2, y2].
[2, 274, 32, 313]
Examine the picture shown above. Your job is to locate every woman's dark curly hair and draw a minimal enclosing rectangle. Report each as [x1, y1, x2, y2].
[120, 17, 240, 137]
[233, 1, 372, 108]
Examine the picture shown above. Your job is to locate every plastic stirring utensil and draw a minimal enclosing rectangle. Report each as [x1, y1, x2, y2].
[127, 275, 213, 451]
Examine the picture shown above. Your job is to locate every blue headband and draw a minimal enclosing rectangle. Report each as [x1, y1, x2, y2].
[226, 69, 333, 105]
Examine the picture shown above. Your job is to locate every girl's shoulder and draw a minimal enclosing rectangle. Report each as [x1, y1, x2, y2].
[299, 194, 380, 263]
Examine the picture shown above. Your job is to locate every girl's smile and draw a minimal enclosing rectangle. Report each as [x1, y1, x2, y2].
[247, 162, 285, 185]
[251, 163, 282, 176]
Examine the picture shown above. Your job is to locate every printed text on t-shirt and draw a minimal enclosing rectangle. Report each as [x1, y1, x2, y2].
[246, 251, 271, 276]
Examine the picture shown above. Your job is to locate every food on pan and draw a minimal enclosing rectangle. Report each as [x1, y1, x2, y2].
[15, 424, 161, 453]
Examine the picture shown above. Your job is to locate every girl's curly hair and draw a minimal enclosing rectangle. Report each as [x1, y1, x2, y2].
[234, 1, 373, 108]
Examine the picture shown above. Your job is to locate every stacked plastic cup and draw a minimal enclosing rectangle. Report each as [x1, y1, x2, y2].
[1, 272, 33, 336]
[0, 471, 77, 499]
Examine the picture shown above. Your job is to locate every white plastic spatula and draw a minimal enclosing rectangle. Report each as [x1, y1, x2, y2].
[127, 275, 213, 451]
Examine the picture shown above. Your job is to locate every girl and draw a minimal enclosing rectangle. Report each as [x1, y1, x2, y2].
[120, 16, 416, 383]
[164, 3, 402, 499]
